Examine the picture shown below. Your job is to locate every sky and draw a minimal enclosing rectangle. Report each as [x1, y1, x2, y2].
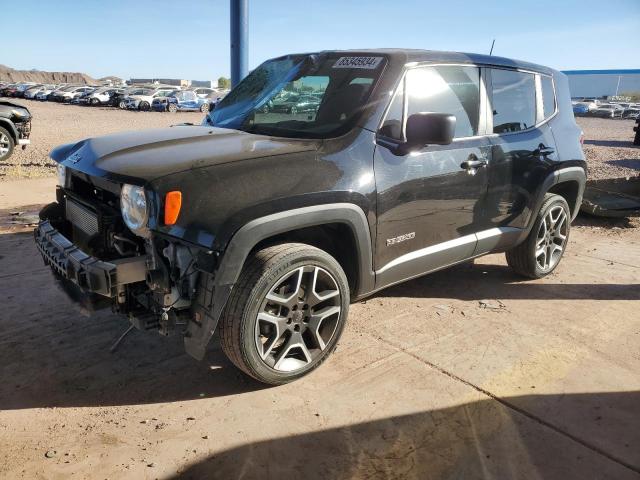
[1, 0, 639, 81]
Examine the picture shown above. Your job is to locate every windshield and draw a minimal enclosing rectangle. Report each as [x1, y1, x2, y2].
[206, 53, 386, 138]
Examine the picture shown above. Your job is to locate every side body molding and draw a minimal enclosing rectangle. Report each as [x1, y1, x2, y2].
[184, 203, 375, 360]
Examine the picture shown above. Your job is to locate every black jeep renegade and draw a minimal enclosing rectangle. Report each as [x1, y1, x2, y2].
[36, 50, 586, 384]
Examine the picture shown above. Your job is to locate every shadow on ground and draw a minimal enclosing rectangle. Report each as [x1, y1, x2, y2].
[169, 391, 640, 479]
[0, 227, 637, 410]
[584, 139, 638, 148]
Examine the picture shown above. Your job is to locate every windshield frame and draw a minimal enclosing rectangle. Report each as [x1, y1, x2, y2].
[206, 53, 388, 139]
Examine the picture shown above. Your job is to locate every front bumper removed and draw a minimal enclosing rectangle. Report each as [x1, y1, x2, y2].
[34, 220, 147, 297]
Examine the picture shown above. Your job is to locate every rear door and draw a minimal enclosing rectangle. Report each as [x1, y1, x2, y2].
[374, 64, 492, 287]
[482, 68, 557, 245]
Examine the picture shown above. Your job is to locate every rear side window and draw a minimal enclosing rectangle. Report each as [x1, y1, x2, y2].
[541, 75, 556, 119]
[406, 66, 480, 138]
[491, 69, 536, 133]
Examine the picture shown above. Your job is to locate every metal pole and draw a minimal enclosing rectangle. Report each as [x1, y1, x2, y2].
[230, 0, 248, 87]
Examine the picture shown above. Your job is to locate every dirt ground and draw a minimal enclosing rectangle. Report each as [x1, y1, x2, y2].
[0, 100, 202, 179]
[0, 180, 638, 479]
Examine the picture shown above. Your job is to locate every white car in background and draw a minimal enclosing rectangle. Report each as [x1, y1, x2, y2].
[35, 85, 62, 100]
[23, 84, 47, 99]
[84, 87, 124, 106]
[58, 86, 95, 102]
[122, 88, 177, 111]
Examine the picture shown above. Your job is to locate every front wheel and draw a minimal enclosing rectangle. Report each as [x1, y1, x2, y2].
[138, 101, 150, 111]
[506, 194, 571, 279]
[0, 127, 15, 161]
[200, 103, 209, 113]
[167, 103, 178, 113]
[217, 243, 350, 385]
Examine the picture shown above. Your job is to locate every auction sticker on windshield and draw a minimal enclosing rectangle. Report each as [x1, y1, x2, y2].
[333, 57, 383, 69]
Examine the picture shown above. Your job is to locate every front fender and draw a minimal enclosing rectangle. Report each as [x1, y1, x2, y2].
[183, 203, 375, 360]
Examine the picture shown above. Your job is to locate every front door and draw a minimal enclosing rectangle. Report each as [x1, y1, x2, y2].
[374, 64, 491, 287]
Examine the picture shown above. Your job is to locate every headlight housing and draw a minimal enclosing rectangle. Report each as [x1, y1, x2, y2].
[56, 163, 67, 187]
[120, 184, 149, 236]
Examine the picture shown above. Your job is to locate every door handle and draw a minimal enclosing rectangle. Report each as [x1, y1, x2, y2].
[460, 155, 488, 170]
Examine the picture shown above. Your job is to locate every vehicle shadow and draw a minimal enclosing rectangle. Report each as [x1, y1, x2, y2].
[584, 139, 638, 148]
[169, 391, 640, 479]
[605, 159, 640, 171]
[375, 261, 640, 302]
[0, 223, 637, 411]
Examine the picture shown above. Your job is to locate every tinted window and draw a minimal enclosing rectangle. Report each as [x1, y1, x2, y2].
[541, 75, 556, 119]
[406, 66, 480, 138]
[491, 69, 536, 133]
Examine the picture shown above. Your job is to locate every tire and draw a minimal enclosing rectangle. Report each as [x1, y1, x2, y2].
[200, 103, 210, 113]
[90, 98, 100, 106]
[138, 101, 150, 112]
[290, 106, 298, 115]
[118, 100, 126, 109]
[0, 126, 15, 161]
[168, 103, 178, 113]
[217, 243, 350, 385]
[506, 193, 571, 279]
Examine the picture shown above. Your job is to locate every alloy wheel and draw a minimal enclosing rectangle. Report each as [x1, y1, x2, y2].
[535, 205, 568, 271]
[255, 265, 342, 372]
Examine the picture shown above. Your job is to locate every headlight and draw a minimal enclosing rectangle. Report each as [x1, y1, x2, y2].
[56, 163, 67, 187]
[120, 184, 149, 236]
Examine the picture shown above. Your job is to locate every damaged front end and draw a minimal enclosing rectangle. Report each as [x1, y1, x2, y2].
[35, 170, 211, 348]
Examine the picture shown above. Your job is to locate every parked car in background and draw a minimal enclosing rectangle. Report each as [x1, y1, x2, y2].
[152, 90, 210, 112]
[84, 87, 125, 106]
[592, 104, 624, 118]
[70, 88, 96, 105]
[48, 85, 81, 102]
[123, 89, 176, 111]
[572, 103, 589, 116]
[0, 100, 31, 161]
[622, 108, 640, 120]
[35, 85, 59, 101]
[59, 86, 95, 103]
[191, 87, 215, 98]
[269, 94, 321, 114]
[24, 84, 58, 99]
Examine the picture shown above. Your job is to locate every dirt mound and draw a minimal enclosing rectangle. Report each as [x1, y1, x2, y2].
[0, 64, 98, 85]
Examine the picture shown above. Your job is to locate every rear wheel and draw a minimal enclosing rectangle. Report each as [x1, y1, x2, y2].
[506, 194, 571, 279]
[138, 101, 150, 111]
[168, 103, 178, 113]
[200, 103, 210, 113]
[218, 243, 350, 385]
[90, 97, 100, 106]
[0, 127, 15, 161]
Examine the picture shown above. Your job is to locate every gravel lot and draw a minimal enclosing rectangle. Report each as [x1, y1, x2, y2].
[578, 117, 640, 180]
[1, 100, 638, 181]
[0, 100, 202, 179]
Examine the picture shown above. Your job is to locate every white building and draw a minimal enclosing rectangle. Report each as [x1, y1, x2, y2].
[563, 69, 640, 98]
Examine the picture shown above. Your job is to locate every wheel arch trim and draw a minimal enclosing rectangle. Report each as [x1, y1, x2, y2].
[183, 203, 375, 360]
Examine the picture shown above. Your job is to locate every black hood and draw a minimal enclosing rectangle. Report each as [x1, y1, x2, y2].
[51, 125, 320, 184]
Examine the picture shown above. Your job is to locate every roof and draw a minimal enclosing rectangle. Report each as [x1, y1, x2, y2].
[562, 69, 640, 75]
[280, 49, 556, 75]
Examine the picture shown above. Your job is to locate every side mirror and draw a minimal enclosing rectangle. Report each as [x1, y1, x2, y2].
[405, 112, 456, 151]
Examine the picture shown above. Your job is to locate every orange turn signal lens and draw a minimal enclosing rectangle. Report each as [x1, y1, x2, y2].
[164, 191, 182, 225]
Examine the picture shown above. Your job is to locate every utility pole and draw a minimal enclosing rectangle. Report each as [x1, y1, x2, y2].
[230, 0, 248, 87]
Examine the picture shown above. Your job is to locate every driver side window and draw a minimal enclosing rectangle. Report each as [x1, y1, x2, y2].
[406, 66, 480, 139]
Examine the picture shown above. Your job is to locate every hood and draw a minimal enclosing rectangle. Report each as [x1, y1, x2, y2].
[51, 125, 320, 184]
